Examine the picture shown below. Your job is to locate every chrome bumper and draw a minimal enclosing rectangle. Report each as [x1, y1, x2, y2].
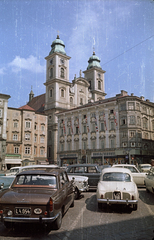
[97, 198, 138, 205]
[1, 212, 60, 223]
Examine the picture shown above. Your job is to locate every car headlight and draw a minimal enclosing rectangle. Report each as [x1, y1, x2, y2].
[7, 210, 13, 216]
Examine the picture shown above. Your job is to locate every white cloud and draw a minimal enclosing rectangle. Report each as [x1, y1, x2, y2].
[9, 55, 45, 73]
[0, 67, 6, 75]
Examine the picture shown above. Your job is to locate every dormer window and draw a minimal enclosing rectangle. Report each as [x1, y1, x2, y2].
[61, 68, 64, 78]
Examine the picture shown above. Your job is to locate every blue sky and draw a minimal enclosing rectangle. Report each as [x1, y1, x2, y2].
[0, 0, 154, 108]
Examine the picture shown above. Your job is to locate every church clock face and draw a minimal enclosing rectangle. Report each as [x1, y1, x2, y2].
[60, 58, 65, 65]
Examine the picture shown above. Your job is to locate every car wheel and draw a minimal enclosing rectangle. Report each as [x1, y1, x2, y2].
[133, 204, 138, 211]
[4, 222, 14, 229]
[52, 209, 62, 230]
[74, 187, 80, 199]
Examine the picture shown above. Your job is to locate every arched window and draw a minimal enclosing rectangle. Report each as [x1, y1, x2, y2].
[98, 81, 101, 90]
[61, 68, 64, 78]
[49, 89, 52, 97]
[70, 97, 73, 104]
[61, 89, 64, 97]
[50, 68, 53, 78]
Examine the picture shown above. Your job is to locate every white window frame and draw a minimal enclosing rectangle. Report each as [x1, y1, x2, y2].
[25, 147, 31, 154]
[13, 134, 18, 141]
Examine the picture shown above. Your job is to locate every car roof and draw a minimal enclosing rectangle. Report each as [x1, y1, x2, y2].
[67, 164, 99, 167]
[112, 164, 136, 167]
[102, 167, 132, 175]
[17, 168, 64, 176]
[19, 164, 59, 172]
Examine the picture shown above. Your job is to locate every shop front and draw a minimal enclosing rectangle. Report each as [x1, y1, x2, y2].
[59, 153, 78, 167]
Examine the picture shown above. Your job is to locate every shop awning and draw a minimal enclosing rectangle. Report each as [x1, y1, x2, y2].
[5, 159, 22, 164]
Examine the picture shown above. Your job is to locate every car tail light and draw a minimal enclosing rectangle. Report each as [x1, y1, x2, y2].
[44, 211, 48, 216]
[132, 195, 134, 200]
[101, 195, 103, 199]
[49, 197, 53, 211]
[0, 210, 3, 214]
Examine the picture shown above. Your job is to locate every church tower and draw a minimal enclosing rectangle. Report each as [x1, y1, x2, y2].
[83, 51, 106, 101]
[44, 35, 71, 163]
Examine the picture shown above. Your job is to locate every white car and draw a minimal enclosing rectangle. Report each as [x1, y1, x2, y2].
[112, 164, 147, 186]
[138, 164, 151, 173]
[144, 167, 154, 194]
[97, 167, 139, 210]
[0, 165, 89, 199]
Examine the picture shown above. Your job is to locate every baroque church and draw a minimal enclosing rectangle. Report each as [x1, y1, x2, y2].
[28, 34, 107, 163]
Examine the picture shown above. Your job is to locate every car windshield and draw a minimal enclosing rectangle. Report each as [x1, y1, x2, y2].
[103, 172, 131, 182]
[12, 174, 57, 188]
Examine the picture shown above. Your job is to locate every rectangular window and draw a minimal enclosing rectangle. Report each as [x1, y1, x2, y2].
[68, 143, 71, 151]
[25, 147, 30, 154]
[40, 149, 44, 155]
[128, 102, 134, 110]
[83, 141, 87, 150]
[68, 128, 71, 135]
[130, 131, 135, 138]
[80, 98, 83, 105]
[101, 140, 104, 149]
[92, 140, 95, 149]
[25, 121, 31, 128]
[41, 125, 45, 131]
[13, 134, 18, 141]
[137, 116, 141, 126]
[100, 122, 105, 131]
[129, 116, 135, 125]
[34, 148, 36, 155]
[76, 127, 79, 134]
[110, 121, 115, 130]
[25, 133, 30, 140]
[83, 125, 87, 133]
[14, 122, 18, 128]
[34, 136, 37, 142]
[111, 139, 115, 148]
[61, 144, 64, 151]
[110, 109, 114, 114]
[40, 137, 44, 143]
[14, 147, 19, 154]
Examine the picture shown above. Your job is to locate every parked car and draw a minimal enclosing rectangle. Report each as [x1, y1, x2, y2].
[97, 167, 139, 210]
[138, 164, 151, 173]
[112, 164, 147, 186]
[5, 166, 21, 176]
[66, 164, 102, 189]
[144, 167, 154, 194]
[0, 168, 74, 229]
[0, 165, 89, 199]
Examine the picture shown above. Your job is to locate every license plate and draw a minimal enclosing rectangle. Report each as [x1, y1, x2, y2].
[15, 207, 31, 215]
[113, 192, 121, 200]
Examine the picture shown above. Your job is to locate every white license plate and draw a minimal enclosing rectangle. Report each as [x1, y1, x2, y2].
[15, 207, 31, 215]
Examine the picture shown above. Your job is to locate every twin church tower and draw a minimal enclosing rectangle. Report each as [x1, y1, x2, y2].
[37, 35, 106, 163]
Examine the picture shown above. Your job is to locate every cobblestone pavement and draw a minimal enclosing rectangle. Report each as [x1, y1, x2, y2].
[0, 188, 154, 240]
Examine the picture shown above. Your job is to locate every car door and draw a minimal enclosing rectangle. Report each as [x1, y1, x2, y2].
[125, 166, 145, 185]
[86, 166, 101, 187]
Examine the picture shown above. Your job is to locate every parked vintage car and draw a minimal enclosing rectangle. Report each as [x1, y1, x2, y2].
[112, 164, 147, 186]
[0, 168, 74, 229]
[97, 167, 139, 210]
[66, 164, 102, 189]
[138, 164, 151, 173]
[144, 167, 154, 194]
[0, 165, 89, 199]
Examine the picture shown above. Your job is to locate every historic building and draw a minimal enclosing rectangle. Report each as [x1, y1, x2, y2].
[0, 93, 11, 170]
[56, 91, 154, 166]
[5, 105, 48, 169]
[43, 34, 106, 163]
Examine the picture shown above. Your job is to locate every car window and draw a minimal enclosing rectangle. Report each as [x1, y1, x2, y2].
[12, 175, 57, 188]
[103, 172, 131, 182]
[87, 166, 97, 173]
[74, 167, 84, 173]
[125, 166, 138, 173]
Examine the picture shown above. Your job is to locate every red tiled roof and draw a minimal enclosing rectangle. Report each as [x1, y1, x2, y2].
[27, 93, 45, 113]
[19, 104, 35, 111]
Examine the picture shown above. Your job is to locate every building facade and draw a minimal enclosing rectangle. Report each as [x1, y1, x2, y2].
[56, 90, 154, 166]
[44, 35, 106, 163]
[5, 105, 48, 169]
[0, 93, 11, 170]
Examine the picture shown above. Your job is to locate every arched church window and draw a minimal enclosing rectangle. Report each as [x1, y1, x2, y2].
[98, 81, 101, 90]
[61, 89, 64, 97]
[49, 89, 52, 97]
[61, 68, 64, 78]
[70, 97, 73, 104]
[50, 68, 53, 78]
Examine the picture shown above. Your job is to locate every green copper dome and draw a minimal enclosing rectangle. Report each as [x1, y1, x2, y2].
[87, 52, 102, 70]
[49, 35, 66, 55]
